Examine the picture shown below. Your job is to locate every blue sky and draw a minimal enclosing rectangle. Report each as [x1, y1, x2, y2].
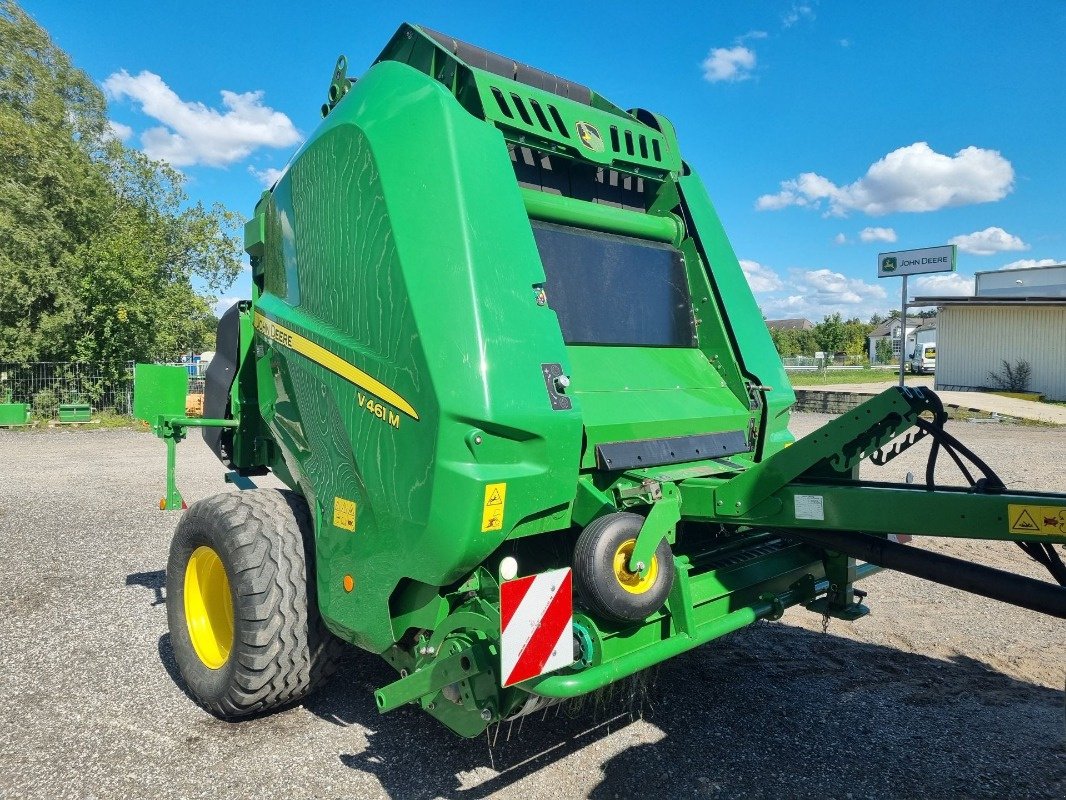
[25, 1, 1066, 321]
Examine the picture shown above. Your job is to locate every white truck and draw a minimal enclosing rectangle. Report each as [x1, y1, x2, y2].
[908, 342, 937, 374]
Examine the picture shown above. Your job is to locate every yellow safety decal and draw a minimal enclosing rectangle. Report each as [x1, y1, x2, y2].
[1008, 504, 1066, 536]
[253, 311, 418, 420]
[333, 497, 357, 532]
[481, 482, 507, 533]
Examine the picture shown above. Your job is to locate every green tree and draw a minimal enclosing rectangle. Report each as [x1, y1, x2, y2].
[874, 337, 893, 365]
[0, 1, 241, 366]
[815, 313, 848, 356]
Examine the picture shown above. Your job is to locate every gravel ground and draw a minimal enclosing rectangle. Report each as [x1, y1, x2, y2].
[0, 415, 1063, 799]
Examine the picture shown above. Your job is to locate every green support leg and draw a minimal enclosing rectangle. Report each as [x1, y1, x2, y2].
[806, 552, 869, 621]
[163, 435, 185, 511]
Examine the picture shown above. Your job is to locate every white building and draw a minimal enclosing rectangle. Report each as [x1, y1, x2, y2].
[913, 264, 1066, 400]
[867, 317, 936, 363]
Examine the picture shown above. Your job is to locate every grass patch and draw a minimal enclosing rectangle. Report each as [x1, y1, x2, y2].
[788, 368, 905, 386]
[14, 411, 147, 430]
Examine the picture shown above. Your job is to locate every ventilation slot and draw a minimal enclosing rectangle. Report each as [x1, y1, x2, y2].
[638, 135, 648, 159]
[509, 93, 534, 126]
[652, 139, 662, 161]
[609, 126, 620, 152]
[528, 98, 553, 133]
[623, 130, 635, 156]
[548, 105, 570, 137]
[490, 87, 513, 119]
[509, 144, 650, 212]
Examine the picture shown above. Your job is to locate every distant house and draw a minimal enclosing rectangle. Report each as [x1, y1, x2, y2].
[867, 316, 936, 363]
[765, 318, 814, 331]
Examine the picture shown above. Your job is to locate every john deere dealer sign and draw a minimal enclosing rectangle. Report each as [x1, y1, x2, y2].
[877, 245, 957, 278]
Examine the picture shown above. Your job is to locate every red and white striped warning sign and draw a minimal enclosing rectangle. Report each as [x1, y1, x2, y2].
[500, 568, 574, 688]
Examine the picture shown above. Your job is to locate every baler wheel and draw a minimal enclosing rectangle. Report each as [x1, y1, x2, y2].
[166, 489, 343, 718]
[573, 512, 674, 625]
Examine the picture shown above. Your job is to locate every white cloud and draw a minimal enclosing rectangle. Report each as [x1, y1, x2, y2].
[948, 226, 1028, 255]
[756, 142, 1014, 217]
[702, 46, 756, 83]
[738, 30, 768, 42]
[214, 296, 242, 317]
[249, 165, 284, 187]
[739, 259, 784, 292]
[103, 70, 301, 167]
[106, 120, 133, 141]
[839, 38, 851, 48]
[997, 258, 1061, 271]
[753, 267, 888, 320]
[834, 233, 848, 245]
[912, 272, 975, 298]
[782, 3, 815, 27]
[859, 226, 897, 243]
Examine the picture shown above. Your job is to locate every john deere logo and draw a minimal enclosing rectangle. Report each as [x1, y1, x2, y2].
[575, 121, 604, 152]
[881, 256, 897, 273]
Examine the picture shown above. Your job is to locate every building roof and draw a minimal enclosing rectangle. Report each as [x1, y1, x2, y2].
[868, 317, 928, 337]
[765, 318, 813, 330]
[911, 295, 1066, 307]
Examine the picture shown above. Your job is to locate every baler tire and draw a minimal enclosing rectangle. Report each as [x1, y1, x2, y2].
[573, 512, 674, 626]
[166, 488, 344, 719]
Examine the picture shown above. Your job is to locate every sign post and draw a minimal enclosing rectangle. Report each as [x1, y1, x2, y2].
[877, 245, 957, 387]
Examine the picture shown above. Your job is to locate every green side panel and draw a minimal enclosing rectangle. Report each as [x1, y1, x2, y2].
[257, 60, 583, 653]
[57, 403, 92, 423]
[0, 403, 29, 426]
[678, 170, 796, 457]
[567, 346, 752, 468]
[133, 364, 188, 428]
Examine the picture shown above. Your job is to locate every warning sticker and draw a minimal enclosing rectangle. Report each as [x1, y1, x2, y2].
[794, 494, 825, 521]
[1008, 504, 1066, 536]
[333, 497, 357, 531]
[481, 482, 507, 532]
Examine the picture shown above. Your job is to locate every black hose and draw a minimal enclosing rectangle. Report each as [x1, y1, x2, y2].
[900, 409, 1065, 586]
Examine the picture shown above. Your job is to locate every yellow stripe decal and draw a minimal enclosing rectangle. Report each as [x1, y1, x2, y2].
[253, 312, 419, 420]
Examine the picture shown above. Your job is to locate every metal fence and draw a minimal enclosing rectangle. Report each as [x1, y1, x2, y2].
[0, 361, 207, 419]
[781, 355, 870, 371]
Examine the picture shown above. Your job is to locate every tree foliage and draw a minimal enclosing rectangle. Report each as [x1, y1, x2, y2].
[0, 0, 242, 366]
[874, 337, 894, 365]
[769, 314, 875, 358]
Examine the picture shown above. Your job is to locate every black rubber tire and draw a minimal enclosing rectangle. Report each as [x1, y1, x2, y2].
[166, 488, 343, 718]
[573, 512, 675, 626]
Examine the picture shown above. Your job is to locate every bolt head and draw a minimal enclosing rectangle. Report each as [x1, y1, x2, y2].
[473, 435, 483, 445]
[480, 708, 493, 722]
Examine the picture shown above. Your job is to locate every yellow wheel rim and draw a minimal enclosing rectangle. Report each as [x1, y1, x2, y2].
[184, 545, 234, 670]
[612, 538, 659, 595]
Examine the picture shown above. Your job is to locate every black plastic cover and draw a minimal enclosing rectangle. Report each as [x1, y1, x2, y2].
[596, 430, 750, 471]
[420, 26, 593, 106]
[531, 221, 695, 347]
[202, 302, 240, 465]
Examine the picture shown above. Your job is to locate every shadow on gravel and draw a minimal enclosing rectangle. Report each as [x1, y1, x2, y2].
[126, 569, 166, 606]
[318, 621, 1065, 799]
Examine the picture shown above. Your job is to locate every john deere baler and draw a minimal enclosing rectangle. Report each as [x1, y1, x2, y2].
[135, 24, 1066, 738]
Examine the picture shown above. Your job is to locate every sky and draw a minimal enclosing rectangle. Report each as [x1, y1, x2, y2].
[23, 1, 1066, 322]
